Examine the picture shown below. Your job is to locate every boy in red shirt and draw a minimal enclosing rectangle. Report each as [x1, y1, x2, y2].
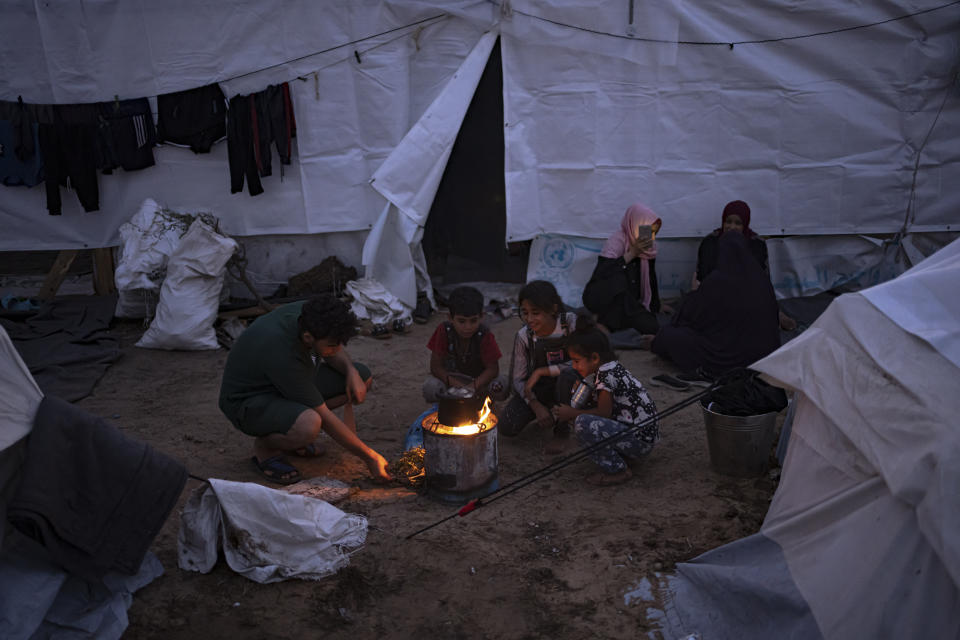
[422, 286, 508, 403]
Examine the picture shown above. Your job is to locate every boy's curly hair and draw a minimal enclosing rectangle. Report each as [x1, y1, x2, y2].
[447, 286, 484, 317]
[298, 293, 357, 345]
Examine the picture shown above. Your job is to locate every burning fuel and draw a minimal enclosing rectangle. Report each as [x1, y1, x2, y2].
[428, 397, 493, 436]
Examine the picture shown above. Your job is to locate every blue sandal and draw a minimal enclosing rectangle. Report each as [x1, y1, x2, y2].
[251, 455, 301, 485]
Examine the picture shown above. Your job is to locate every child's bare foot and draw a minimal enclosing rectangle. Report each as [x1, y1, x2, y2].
[586, 468, 632, 486]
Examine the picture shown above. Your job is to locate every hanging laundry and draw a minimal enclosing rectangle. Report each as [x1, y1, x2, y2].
[227, 82, 295, 196]
[37, 104, 100, 215]
[226, 83, 295, 195]
[156, 84, 226, 153]
[98, 97, 157, 172]
[0, 98, 43, 187]
[226, 93, 263, 196]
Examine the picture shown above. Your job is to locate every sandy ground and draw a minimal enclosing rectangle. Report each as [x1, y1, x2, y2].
[75, 311, 780, 640]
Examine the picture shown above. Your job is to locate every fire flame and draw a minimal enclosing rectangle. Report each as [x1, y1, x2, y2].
[435, 397, 493, 436]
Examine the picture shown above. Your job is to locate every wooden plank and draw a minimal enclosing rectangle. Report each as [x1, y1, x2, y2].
[91, 247, 116, 295]
[37, 249, 79, 300]
[217, 304, 271, 320]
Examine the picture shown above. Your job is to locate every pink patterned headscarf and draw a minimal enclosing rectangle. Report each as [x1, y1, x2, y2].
[600, 202, 661, 310]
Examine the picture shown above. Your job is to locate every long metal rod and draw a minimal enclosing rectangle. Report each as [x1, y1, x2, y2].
[405, 384, 717, 539]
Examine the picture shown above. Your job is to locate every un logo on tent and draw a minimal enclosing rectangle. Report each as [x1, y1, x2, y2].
[541, 238, 575, 270]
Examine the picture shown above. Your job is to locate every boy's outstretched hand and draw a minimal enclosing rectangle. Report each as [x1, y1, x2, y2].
[366, 452, 393, 483]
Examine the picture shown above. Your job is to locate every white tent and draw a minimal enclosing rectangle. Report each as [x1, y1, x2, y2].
[1, 0, 958, 308]
[632, 236, 960, 638]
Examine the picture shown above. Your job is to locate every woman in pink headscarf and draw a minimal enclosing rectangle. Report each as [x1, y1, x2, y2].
[582, 202, 663, 336]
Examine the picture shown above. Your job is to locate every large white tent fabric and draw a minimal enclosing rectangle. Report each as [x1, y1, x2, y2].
[1, 0, 958, 300]
[631, 237, 960, 639]
[497, 1, 960, 241]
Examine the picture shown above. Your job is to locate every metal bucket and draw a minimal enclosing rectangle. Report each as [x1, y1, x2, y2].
[421, 411, 499, 504]
[701, 401, 778, 478]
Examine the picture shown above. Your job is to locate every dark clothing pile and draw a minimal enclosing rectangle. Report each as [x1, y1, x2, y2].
[583, 256, 661, 335]
[706, 368, 788, 416]
[652, 232, 780, 375]
[7, 395, 186, 580]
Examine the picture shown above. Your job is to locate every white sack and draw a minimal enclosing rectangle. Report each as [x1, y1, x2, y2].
[114, 199, 193, 319]
[345, 278, 410, 326]
[177, 479, 367, 584]
[136, 219, 237, 351]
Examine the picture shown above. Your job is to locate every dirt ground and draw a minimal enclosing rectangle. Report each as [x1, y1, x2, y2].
[75, 310, 781, 640]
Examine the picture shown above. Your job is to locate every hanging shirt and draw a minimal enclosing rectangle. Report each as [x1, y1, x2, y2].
[98, 97, 157, 172]
[157, 84, 226, 153]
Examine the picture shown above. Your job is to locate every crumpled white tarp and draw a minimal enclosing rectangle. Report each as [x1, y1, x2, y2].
[748, 237, 960, 637]
[136, 219, 237, 351]
[0, 323, 43, 549]
[345, 278, 411, 326]
[178, 479, 367, 584]
[0, 324, 41, 452]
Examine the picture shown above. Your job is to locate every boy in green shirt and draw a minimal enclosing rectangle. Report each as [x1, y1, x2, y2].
[219, 294, 391, 484]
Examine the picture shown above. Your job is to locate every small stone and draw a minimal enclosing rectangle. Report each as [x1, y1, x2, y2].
[111, 414, 121, 419]
[470, 567, 476, 575]
[232, 602, 240, 608]
[653, 562, 664, 571]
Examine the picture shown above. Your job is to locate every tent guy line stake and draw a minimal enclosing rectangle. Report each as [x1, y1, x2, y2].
[405, 382, 724, 540]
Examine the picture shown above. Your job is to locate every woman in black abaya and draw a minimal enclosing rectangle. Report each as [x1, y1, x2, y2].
[651, 230, 781, 377]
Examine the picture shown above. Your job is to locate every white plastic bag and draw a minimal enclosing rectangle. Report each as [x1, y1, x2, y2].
[136, 219, 237, 350]
[345, 277, 411, 325]
[177, 479, 367, 583]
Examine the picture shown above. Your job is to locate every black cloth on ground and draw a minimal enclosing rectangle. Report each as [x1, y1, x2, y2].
[651, 232, 780, 376]
[0, 295, 120, 402]
[582, 256, 661, 334]
[8, 395, 187, 580]
[697, 231, 769, 283]
[156, 84, 226, 153]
